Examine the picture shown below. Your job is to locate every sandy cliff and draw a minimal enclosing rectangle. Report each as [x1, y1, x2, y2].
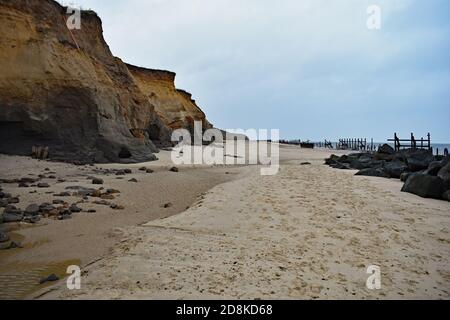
[0, 0, 215, 163]
[126, 64, 213, 134]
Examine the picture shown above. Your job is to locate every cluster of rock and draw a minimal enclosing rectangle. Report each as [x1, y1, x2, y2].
[0, 0, 215, 164]
[325, 144, 450, 201]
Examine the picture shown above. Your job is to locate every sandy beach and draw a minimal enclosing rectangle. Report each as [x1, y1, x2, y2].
[14, 144, 448, 300]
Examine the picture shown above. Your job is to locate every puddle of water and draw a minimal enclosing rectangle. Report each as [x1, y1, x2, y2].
[0, 231, 80, 300]
[0, 258, 81, 300]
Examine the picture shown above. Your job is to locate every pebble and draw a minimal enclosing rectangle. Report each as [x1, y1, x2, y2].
[24, 203, 40, 216]
[128, 178, 138, 183]
[0, 232, 9, 243]
[169, 167, 179, 173]
[38, 183, 50, 188]
[92, 178, 104, 185]
[39, 274, 59, 284]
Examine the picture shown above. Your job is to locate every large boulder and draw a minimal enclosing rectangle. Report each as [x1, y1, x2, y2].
[378, 144, 395, 155]
[425, 161, 444, 176]
[401, 174, 444, 199]
[438, 162, 450, 191]
[384, 161, 408, 179]
[355, 168, 390, 178]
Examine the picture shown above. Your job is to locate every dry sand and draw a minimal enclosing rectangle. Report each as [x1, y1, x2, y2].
[26, 145, 450, 300]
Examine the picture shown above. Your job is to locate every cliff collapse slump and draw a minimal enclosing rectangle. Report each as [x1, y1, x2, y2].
[0, 0, 175, 163]
[126, 64, 213, 135]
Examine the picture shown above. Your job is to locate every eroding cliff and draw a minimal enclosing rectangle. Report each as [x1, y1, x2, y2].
[0, 0, 171, 163]
[127, 64, 213, 134]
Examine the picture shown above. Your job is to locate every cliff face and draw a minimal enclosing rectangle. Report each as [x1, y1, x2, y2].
[0, 0, 171, 163]
[127, 64, 213, 134]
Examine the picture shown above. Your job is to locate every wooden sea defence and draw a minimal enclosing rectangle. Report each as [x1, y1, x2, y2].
[388, 132, 431, 152]
[336, 138, 375, 151]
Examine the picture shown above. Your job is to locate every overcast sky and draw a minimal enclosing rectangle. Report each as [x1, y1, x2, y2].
[62, 0, 450, 142]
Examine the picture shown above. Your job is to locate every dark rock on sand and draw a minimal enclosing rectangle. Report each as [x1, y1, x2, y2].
[400, 172, 412, 182]
[18, 182, 30, 188]
[92, 178, 104, 185]
[69, 204, 82, 213]
[378, 144, 395, 155]
[39, 274, 59, 284]
[38, 183, 50, 188]
[384, 161, 408, 179]
[146, 169, 154, 174]
[425, 161, 444, 176]
[437, 162, 450, 190]
[24, 204, 40, 216]
[401, 174, 444, 199]
[300, 162, 311, 166]
[23, 215, 41, 224]
[443, 190, 450, 201]
[0, 199, 8, 208]
[7, 197, 20, 204]
[139, 167, 147, 171]
[2, 212, 24, 223]
[406, 151, 435, 172]
[0, 232, 9, 243]
[170, 167, 179, 173]
[54, 192, 71, 197]
[128, 178, 138, 183]
[355, 168, 390, 178]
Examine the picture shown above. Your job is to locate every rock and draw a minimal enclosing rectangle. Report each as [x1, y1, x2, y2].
[58, 214, 72, 221]
[378, 144, 395, 155]
[169, 167, 179, 173]
[0, 199, 7, 208]
[54, 192, 71, 197]
[69, 204, 82, 213]
[406, 152, 435, 172]
[400, 172, 412, 182]
[384, 161, 408, 179]
[24, 204, 40, 216]
[401, 174, 444, 199]
[52, 199, 66, 205]
[115, 170, 126, 176]
[110, 204, 124, 210]
[442, 190, 450, 201]
[100, 194, 115, 200]
[90, 189, 102, 198]
[163, 202, 173, 208]
[349, 159, 371, 170]
[128, 178, 138, 183]
[2, 212, 23, 223]
[23, 215, 41, 224]
[7, 197, 20, 204]
[139, 167, 147, 171]
[39, 274, 59, 284]
[146, 169, 154, 174]
[300, 162, 311, 166]
[93, 200, 111, 206]
[38, 183, 50, 188]
[425, 161, 443, 176]
[330, 162, 350, 170]
[0, 232, 9, 243]
[1, 241, 22, 250]
[124, 169, 132, 174]
[0, 191, 5, 199]
[18, 182, 30, 188]
[66, 186, 95, 197]
[437, 162, 450, 190]
[106, 189, 120, 194]
[355, 168, 390, 178]
[92, 178, 104, 185]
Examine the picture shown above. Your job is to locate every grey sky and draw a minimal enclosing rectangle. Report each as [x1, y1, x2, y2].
[63, 0, 450, 142]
